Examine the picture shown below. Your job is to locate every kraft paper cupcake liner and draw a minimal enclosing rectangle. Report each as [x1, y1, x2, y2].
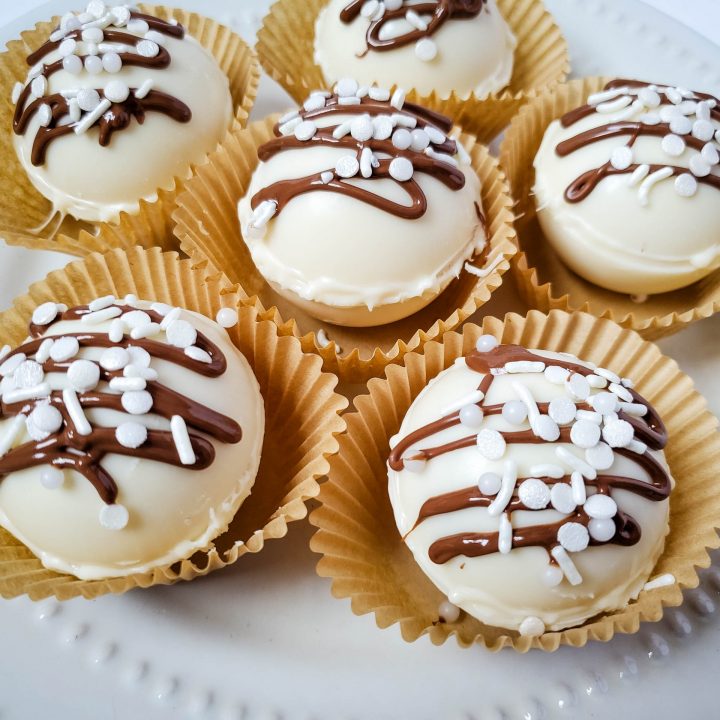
[499, 76, 720, 341]
[0, 4, 261, 256]
[174, 115, 517, 384]
[310, 309, 720, 651]
[255, 0, 569, 144]
[0, 246, 347, 601]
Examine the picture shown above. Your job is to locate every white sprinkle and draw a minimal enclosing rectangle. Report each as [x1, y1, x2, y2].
[126, 346, 150, 368]
[609, 382, 633, 402]
[638, 87, 661, 107]
[477, 428, 506, 461]
[170, 418, 195, 465]
[391, 128, 412, 150]
[58, 38, 77, 57]
[390, 88, 405, 110]
[350, 114, 373, 142]
[121, 390, 153, 415]
[40, 467, 64, 490]
[184, 346, 212, 364]
[409, 128, 430, 152]
[0, 353, 25, 377]
[336, 78, 358, 97]
[123, 365, 158, 381]
[441, 389, 484, 416]
[62, 388, 91, 435]
[246, 200, 277, 237]
[11, 81, 23, 104]
[338, 97, 361, 106]
[389, 157, 414, 182]
[130, 322, 162, 340]
[122, 310, 151, 330]
[531, 463, 565, 479]
[100, 51, 122, 73]
[403, 456, 426, 473]
[158, 307, 181, 330]
[392, 113, 417, 129]
[36, 104, 52, 127]
[505, 361, 545, 374]
[478, 471, 501, 496]
[498, 513, 512, 554]
[610, 145, 633, 170]
[691, 119, 715, 142]
[585, 441, 614, 470]
[165, 320, 197, 349]
[587, 374, 608, 388]
[127, 18, 149, 34]
[372, 115, 394, 140]
[303, 94, 325, 112]
[643, 573, 676, 591]
[216, 308, 238, 329]
[13, 361, 44, 391]
[134, 79, 154, 100]
[518, 478, 550, 510]
[81, 305, 122, 325]
[619, 402, 647, 417]
[425, 126, 446, 145]
[551, 545, 582, 585]
[0, 415, 26, 455]
[661, 133, 686, 157]
[518, 616, 545, 637]
[628, 163, 650, 187]
[701, 143, 719, 166]
[332, 120, 352, 139]
[88, 295, 115, 312]
[48, 337, 79, 364]
[74, 98, 111, 134]
[279, 116, 302, 137]
[588, 517, 616, 542]
[336, 155, 360, 178]
[84, 55, 103, 74]
[30, 404, 63, 434]
[359, 147, 374, 178]
[675, 173, 698, 197]
[475, 335, 498, 353]
[99, 504, 129, 530]
[405, 8, 427, 30]
[278, 109, 299, 125]
[123, 294, 137, 305]
[82, 26, 104, 43]
[115, 421, 147, 449]
[109, 376, 146, 392]
[356, 85, 369, 98]
[3, 383, 51, 404]
[603, 418, 634, 448]
[665, 87, 683, 104]
[589, 391, 618, 414]
[555, 446, 597, 480]
[542, 565, 564, 587]
[30, 76, 47, 98]
[576, 409, 602, 423]
[588, 87, 628, 105]
[501, 399, 527, 426]
[487, 460, 517, 516]
[584, 493, 617, 520]
[596, 95, 632, 113]
[689, 154, 711, 177]
[570, 470, 586, 505]
[438, 600, 460, 623]
[627, 439, 648, 454]
[638, 166, 674, 205]
[544, 365, 569, 384]
[34, 339, 54, 364]
[534, 415, 561, 442]
[426, 146, 458, 166]
[104, 79, 129, 103]
[669, 115, 693, 135]
[565, 373, 590, 401]
[294, 119, 317, 141]
[558, 521, 589, 552]
[458, 404, 483, 430]
[32, 302, 59, 326]
[108, 319, 124, 343]
[144, 29, 166, 46]
[67, 359, 100, 392]
[99, 347, 129, 372]
[570, 420, 601, 449]
[550, 482, 576, 514]
[415, 37, 437, 62]
[368, 86, 390, 101]
[548, 397, 576, 425]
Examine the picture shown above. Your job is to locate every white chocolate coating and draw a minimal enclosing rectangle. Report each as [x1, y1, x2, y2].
[533, 83, 720, 295]
[237, 92, 484, 327]
[0, 302, 264, 580]
[314, 0, 515, 99]
[388, 348, 671, 633]
[13, 6, 233, 223]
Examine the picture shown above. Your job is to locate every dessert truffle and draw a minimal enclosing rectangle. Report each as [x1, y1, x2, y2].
[314, 0, 515, 99]
[12, 3, 233, 223]
[0, 296, 264, 580]
[237, 81, 485, 327]
[533, 80, 720, 295]
[387, 337, 672, 634]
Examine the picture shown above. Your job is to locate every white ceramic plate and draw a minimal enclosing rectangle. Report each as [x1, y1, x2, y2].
[0, 2, 719, 719]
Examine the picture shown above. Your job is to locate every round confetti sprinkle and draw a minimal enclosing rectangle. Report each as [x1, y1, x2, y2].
[589, 517, 616, 542]
[534, 415, 560, 442]
[372, 115, 394, 140]
[585, 441, 614, 470]
[590, 391, 618, 415]
[77, 88, 101, 112]
[475, 335, 498, 353]
[122, 310, 151, 329]
[100, 347, 130, 371]
[14, 360, 44, 388]
[336, 155, 360, 178]
[501, 400, 527, 426]
[584, 493, 618, 520]
[104, 80, 130, 103]
[410, 129, 430, 152]
[215, 308, 238, 328]
[32, 302, 58, 326]
[557, 522, 589, 552]
[548, 396, 576, 425]
[294, 120, 317, 142]
[99, 503, 129, 530]
[689, 154, 711, 177]
[661, 133, 685, 157]
[610, 145, 633, 170]
[459, 404, 483, 429]
[566, 373, 590, 401]
[67, 359, 100, 392]
[478, 471, 502, 496]
[165, 319, 197, 349]
[570, 420, 601, 449]
[58, 38, 77, 57]
[550, 483, 576, 514]
[544, 365, 570, 384]
[602, 418, 634, 448]
[638, 87, 660, 107]
[668, 115, 692, 135]
[336, 77, 358, 97]
[518, 478, 550, 510]
[102, 52, 122, 73]
[81, 27, 104, 43]
[30, 76, 47, 97]
[392, 128, 412, 150]
[415, 37, 437, 61]
[121, 390, 153, 415]
[476, 429, 506, 460]
[675, 173, 698, 197]
[692, 119, 715, 142]
[115, 421, 148, 449]
[389, 157, 414, 182]
[84, 55, 103, 75]
[350, 115, 373, 142]
[701, 143, 719, 166]
[40, 467, 64, 490]
[127, 346, 151, 368]
[30, 404, 62, 434]
[136, 39, 159, 58]
[62, 55, 83, 74]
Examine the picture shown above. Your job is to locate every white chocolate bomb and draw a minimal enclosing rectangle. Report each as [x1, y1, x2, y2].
[237, 82, 484, 327]
[0, 298, 264, 580]
[533, 81, 720, 295]
[388, 339, 672, 633]
[12, 3, 233, 223]
[314, 0, 515, 99]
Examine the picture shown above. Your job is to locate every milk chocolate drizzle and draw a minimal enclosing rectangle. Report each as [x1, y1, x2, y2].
[388, 344, 670, 566]
[251, 95, 465, 219]
[340, 0, 486, 55]
[555, 79, 720, 203]
[0, 304, 242, 505]
[13, 11, 191, 166]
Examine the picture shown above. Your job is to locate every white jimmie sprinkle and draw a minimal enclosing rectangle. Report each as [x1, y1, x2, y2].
[171, 415, 196, 465]
[62, 388, 92, 435]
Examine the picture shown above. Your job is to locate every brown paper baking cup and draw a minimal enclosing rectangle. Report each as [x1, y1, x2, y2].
[174, 115, 517, 384]
[256, 0, 569, 144]
[499, 76, 720, 341]
[310, 309, 720, 651]
[0, 4, 261, 256]
[0, 246, 347, 601]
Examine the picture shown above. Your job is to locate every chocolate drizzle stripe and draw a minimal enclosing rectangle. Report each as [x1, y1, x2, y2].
[340, 0, 486, 55]
[389, 344, 671, 566]
[251, 95, 466, 220]
[0, 303, 242, 505]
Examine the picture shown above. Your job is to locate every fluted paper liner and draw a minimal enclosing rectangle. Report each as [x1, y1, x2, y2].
[310, 310, 720, 651]
[174, 116, 517, 384]
[0, 246, 347, 601]
[0, 4, 261, 256]
[256, 0, 568, 144]
[499, 77, 720, 341]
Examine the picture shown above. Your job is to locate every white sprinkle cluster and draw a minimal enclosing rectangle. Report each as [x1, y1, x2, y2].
[590, 83, 720, 204]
